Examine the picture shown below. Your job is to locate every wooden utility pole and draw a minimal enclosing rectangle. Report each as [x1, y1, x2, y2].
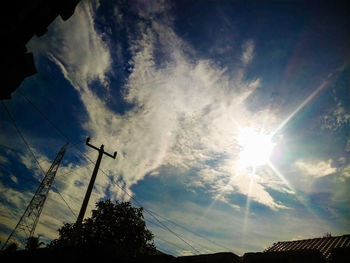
[75, 137, 117, 226]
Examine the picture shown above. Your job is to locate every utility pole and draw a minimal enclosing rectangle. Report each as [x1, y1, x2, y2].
[75, 137, 117, 227]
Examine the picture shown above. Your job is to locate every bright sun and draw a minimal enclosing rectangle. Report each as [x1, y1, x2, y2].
[237, 128, 274, 168]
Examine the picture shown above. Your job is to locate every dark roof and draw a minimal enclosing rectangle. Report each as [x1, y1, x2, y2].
[264, 234, 350, 260]
[177, 252, 240, 263]
[1, 0, 81, 100]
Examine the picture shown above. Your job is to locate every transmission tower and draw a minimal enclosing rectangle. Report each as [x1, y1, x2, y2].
[2, 143, 68, 248]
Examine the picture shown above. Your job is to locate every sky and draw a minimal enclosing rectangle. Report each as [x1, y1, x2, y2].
[0, 0, 349, 256]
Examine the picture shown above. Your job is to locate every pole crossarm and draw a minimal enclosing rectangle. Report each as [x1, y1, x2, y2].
[85, 137, 117, 159]
[75, 137, 117, 227]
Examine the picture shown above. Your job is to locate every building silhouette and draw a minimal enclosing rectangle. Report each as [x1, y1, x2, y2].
[1, 0, 80, 100]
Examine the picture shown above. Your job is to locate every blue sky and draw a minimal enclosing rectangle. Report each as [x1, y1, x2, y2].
[0, 0, 349, 256]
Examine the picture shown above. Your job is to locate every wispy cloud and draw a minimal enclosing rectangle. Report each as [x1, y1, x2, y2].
[0, 155, 9, 164]
[340, 164, 350, 178]
[294, 159, 337, 178]
[241, 40, 254, 65]
[27, 0, 289, 213]
[2, 0, 348, 254]
[0, 147, 103, 242]
[143, 198, 330, 255]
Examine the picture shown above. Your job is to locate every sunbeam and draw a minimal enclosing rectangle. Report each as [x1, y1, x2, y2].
[267, 160, 332, 230]
[271, 80, 329, 138]
[241, 175, 255, 251]
[267, 160, 292, 190]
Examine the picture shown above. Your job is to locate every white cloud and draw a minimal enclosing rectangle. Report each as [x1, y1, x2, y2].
[134, 0, 171, 20]
[241, 40, 254, 65]
[294, 159, 337, 177]
[9, 175, 18, 184]
[26, 0, 288, 216]
[0, 181, 32, 211]
[2, 1, 348, 254]
[143, 198, 330, 256]
[341, 163, 350, 178]
[0, 153, 105, 244]
[0, 155, 9, 164]
[198, 165, 288, 211]
[28, 1, 111, 92]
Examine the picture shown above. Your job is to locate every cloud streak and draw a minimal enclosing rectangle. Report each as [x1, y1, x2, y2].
[1, 0, 348, 255]
[294, 159, 337, 178]
[241, 40, 254, 65]
[27, 0, 290, 212]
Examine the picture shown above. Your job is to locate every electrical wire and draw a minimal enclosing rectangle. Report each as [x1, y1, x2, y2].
[1, 162, 95, 226]
[17, 90, 212, 254]
[1, 101, 77, 219]
[147, 214, 218, 253]
[0, 143, 64, 167]
[155, 246, 177, 257]
[17, 90, 217, 255]
[148, 209, 232, 252]
[154, 235, 186, 254]
[18, 90, 90, 161]
[145, 218, 192, 252]
[56, 162, 94, 178]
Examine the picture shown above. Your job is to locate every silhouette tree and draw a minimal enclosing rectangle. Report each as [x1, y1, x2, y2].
[49, 200, 156, 257]
[25, 236, 44, 251]
[323, 232, 332, 237]
[1, 242, 18, 254]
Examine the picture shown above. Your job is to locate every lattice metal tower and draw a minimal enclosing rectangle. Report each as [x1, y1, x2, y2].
[2, 143, 68, 248]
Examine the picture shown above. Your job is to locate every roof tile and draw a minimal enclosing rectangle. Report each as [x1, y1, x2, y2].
[264, 235, 350, 260]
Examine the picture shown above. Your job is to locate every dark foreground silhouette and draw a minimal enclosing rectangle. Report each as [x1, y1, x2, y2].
[1, 200, 349, 262]
[1, 0, 81, 100]
[1, 247, 349, 263]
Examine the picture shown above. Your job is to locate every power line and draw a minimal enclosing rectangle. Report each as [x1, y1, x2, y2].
[0, 143, 63, 167]
[2, 143, 68, 249]
[148, 209, 232, 252]
[75, 138, 117, 228]
[103, 173, 200, 254]
[155, 246, 177, 257]
[154, 235, 186, 255]
[146, 219, 191, 252]
[17, 90, 202, 254]
[0, 161, 92, 213]
[145, 212, 216, 253]
[1, 101, 77, 219]
[147, 217, 218, 256]
[0, 164, 41, 190]
[0, 144, 24, 154]
[0, 158, 94, 224]
[18, 91, 102, 170]
[56, 162, 93, 178]
[18, 90, 204, 254]
[18, 90, 90, 161]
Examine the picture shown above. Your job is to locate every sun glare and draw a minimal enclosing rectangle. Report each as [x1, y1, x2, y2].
[237, 128, 274, 168]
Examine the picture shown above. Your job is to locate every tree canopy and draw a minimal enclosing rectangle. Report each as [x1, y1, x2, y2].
[25, 236, 44, 251]
[49, 200, 155, 257]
